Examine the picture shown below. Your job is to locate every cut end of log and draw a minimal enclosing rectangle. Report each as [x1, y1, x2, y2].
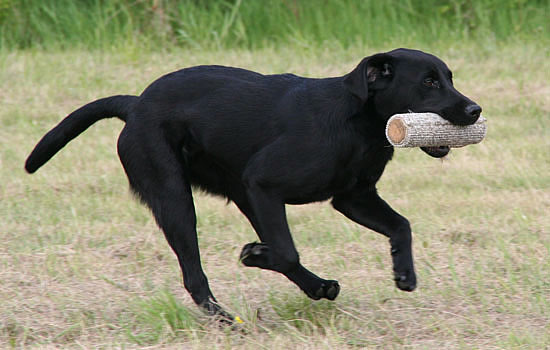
[386, 118, 406, 144]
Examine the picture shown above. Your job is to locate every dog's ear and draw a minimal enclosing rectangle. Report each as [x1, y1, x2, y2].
[343, 53, 393, 102]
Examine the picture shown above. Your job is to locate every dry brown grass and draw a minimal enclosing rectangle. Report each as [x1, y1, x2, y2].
[1, 44, 549, 349]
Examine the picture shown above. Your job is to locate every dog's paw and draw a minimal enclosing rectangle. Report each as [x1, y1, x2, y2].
[391, 247, 416, 292]
[239, 242, 270, 268]
[305, 280, 340, 300]
[200, 297, 235, 324]
[393, 270, 417, 292]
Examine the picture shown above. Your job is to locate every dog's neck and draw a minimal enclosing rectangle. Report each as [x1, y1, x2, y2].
[346, 96, 390, 141]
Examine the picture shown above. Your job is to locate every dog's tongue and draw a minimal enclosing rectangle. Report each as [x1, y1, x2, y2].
[421, 146, 450, 158]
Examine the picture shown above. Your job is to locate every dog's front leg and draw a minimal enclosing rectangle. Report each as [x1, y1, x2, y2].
[236, 184, 340, 300]
[332, 190, 416, 291]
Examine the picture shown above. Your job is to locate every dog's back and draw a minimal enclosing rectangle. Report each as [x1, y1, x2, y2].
[133, 65, 357, 193]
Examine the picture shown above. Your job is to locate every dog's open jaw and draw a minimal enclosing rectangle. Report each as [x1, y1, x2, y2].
[421, 146, 450, 158]
[404, 109, 451, 158]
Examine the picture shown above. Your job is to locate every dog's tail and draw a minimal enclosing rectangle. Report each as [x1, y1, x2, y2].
[25, 95, 138, 173]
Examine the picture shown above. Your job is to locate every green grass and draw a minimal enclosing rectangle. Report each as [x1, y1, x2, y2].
[0, 0, 548, 50]
[1, 42, 550, 348]
[126, 290, 200, 345]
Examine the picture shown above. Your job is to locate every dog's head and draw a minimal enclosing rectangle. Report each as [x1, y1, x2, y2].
[344, 48, 482, 158]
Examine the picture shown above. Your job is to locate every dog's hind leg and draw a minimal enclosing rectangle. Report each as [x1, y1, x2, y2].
[231, 187, 340, 301]
[117, 126, 228, 319]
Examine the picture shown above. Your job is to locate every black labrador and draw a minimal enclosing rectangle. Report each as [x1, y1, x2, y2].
[25, 48, 481, 320]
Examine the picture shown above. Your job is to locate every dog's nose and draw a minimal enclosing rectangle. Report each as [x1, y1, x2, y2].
[465, 104, 482, 120]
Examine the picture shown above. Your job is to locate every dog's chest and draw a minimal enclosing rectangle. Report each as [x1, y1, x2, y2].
[332, 143, 393, 193]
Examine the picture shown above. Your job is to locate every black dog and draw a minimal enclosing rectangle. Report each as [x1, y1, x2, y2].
[25, 48, 481, 320]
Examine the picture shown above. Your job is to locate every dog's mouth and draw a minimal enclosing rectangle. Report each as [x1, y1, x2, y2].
[404, 109, 451, 158]
[421, 146, 450, 158]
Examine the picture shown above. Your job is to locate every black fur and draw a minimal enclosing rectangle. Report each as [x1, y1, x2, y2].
[25, 48, 481, 319]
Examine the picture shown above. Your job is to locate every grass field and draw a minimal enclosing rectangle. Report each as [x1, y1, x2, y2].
[1, 42, 549, 349]
[1, 0, 548, 50]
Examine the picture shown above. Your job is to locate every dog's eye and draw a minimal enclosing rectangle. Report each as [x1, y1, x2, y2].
[424, 78, 440, 88]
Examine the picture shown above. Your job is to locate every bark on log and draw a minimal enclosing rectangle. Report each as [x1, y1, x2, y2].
[386, 113, 487, 148]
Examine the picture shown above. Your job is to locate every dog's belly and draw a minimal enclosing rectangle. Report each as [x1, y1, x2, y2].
[186, 153, 360, 205]
[282, 169, 360, 205]
[284, 188, 342, 205]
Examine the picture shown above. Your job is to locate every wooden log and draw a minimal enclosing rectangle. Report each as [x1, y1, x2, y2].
[385, 113, 487, 148]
